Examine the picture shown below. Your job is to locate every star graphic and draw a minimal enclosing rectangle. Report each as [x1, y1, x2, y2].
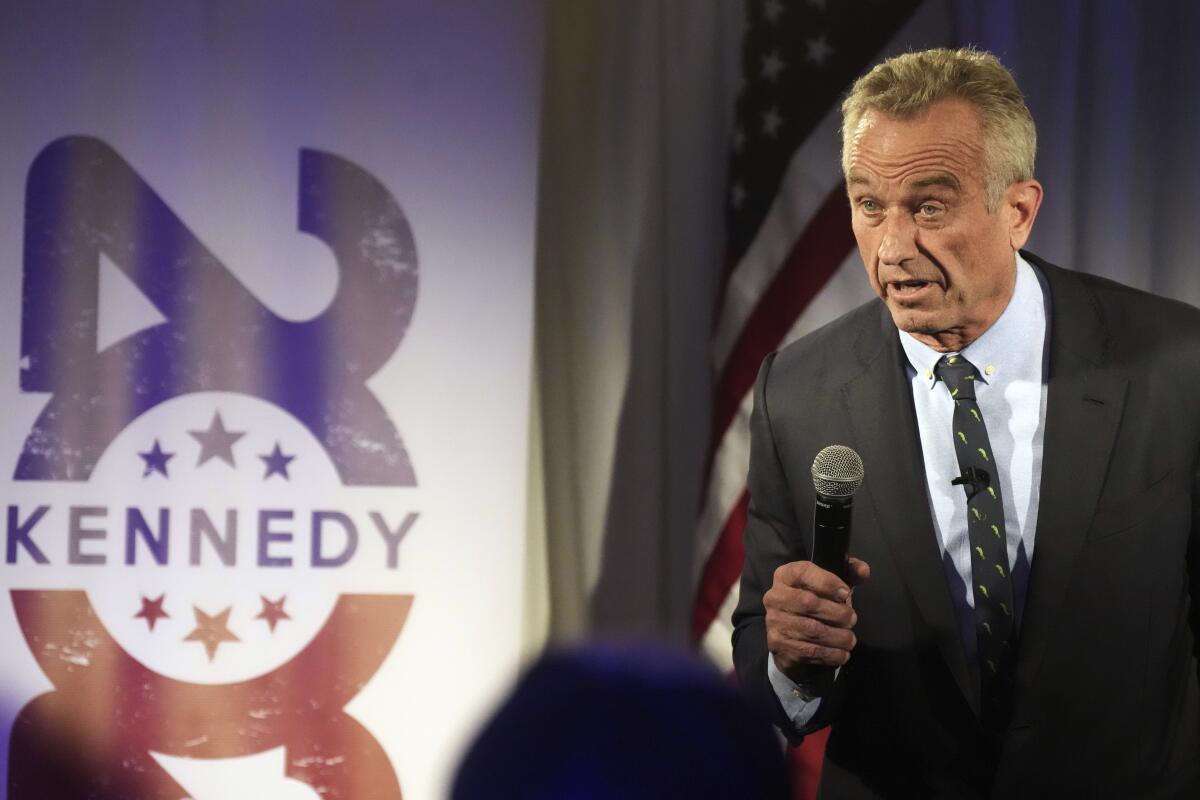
[184, 606, 240, 661]
[805, 34, 834, 66]
[256, 595, 291, 633]
[138, 439, 175, 478]
[760, 50, 786, 82]
[762, 107, 783, 138]
[134, 594, 169, 631]
[189, 412, 245, 467]
[731, 182, 747, 209]
[260, 442, 296, 480]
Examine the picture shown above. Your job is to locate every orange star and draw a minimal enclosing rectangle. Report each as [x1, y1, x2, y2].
[256, 595, 291, 633]
[134, 594, 169, 631]
[184, 606, 239, 661]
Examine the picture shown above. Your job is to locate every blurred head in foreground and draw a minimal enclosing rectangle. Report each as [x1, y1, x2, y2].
[452, 643, 789, 799]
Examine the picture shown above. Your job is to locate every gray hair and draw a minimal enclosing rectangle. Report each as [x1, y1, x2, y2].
[841, 47, 1036, 209]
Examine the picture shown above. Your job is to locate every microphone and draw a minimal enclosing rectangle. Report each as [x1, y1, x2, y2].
[951, 466, 990, 500]
[810, 445, 865, 584]
[801, 445, 865, 694]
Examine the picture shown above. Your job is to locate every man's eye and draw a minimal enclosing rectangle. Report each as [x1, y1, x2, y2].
[860, 200, 879, 213]
[918, 204, 940, 216]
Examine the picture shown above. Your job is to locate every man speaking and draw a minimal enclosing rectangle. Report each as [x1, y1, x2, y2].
[733, 47, 1200, 797]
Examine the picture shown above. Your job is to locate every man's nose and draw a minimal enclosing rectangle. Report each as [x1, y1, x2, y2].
[877, 212, 917, 266]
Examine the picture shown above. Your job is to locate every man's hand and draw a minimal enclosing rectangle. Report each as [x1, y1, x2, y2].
[764, 558, 870, 683]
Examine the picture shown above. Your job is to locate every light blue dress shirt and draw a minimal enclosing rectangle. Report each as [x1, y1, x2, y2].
[769, 253, 1050, 726]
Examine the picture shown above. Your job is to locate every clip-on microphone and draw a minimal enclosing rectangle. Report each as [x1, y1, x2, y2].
[951, 466, 991, 500]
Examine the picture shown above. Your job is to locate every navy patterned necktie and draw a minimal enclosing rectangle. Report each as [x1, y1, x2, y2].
[934, 353, 1016, 726]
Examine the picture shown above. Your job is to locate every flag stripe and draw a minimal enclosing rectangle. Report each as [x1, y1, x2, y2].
[712, 105, 843, 371]
[699, 579, 742, 674]
[694, 389, 754, 573]
[694, 250, 871, 585]
[691, 489, 750, 640]
[709, 187, 856, 456]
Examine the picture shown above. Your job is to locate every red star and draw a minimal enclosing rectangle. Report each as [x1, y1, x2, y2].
[134, 594, 169, 631]
[256, 595, 291, 633]
[184, 606, 240, 661]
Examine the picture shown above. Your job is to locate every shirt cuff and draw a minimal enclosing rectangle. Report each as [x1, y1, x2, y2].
[768, 654, 834, 728]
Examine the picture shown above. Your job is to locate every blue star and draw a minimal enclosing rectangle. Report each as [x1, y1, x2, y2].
[260, 442, 295, 480]
[138, 439, 174, 478]
[189, 412, 245, 467]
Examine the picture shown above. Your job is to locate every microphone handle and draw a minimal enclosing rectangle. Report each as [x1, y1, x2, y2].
[800, 492, 854, 695]
[811, 493, 853, 584]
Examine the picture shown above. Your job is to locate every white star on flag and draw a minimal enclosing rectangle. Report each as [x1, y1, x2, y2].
[761, 107, 783, 137]
[805, 35, 834, 66]
[731, 182, 747, 209]
[761, 51, 786, 81]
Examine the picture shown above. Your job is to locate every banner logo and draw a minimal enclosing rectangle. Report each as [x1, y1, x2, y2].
[6, 137, 420, 798]
[18, 136, 418, 486]
[10, 591, 411, 799]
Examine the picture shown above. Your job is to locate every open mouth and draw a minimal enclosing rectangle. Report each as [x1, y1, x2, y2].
[887, 279, 934, 298]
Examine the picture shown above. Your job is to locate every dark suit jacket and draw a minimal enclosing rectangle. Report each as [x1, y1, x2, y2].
[732, 253, 1200, 798]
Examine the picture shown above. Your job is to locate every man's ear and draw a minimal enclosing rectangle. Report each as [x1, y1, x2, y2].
[1005, 179, 1043, 251]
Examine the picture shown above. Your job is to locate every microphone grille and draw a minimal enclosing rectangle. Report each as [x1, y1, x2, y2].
[811, 445, 864, 497]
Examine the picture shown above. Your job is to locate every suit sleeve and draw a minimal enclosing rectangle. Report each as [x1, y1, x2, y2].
[732, 352, 841, 741]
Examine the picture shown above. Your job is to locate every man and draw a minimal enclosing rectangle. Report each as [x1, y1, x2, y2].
[733, 48, 1200, 797]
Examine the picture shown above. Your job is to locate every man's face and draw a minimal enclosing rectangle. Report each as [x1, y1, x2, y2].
[845, 98, 1038, 350]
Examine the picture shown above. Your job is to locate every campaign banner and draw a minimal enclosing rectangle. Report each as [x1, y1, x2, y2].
[0, 3, 544, 798]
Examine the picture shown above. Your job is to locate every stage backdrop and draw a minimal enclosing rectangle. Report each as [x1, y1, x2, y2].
[0, 3, 543, 799]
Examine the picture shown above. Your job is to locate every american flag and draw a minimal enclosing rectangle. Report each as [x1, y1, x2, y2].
[690, 0, 949, 795]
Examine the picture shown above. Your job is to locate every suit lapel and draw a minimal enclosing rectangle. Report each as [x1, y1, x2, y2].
[841, 304, 981, 719]
[1011, 258, 1128, 724]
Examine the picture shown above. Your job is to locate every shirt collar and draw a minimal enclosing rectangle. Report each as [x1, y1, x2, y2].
[898, 253, 1047, 390]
